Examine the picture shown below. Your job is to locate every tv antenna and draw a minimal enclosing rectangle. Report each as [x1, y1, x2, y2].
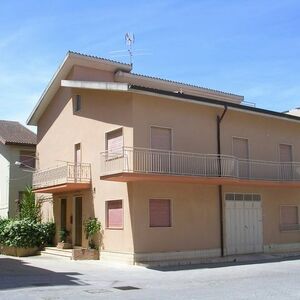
[109, 33, 151, 68]
[125, 32, 135, 66]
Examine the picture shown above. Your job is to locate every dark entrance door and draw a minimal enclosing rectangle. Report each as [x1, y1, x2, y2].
[75, 197, 82, 246]
[60, 199, 67, 230]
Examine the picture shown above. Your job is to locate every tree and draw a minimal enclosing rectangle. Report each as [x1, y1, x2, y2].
[19, 186, 41, 223]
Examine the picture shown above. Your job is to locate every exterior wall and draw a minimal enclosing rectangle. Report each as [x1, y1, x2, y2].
[0, 143, 10, 217]
[37, 69, 134, 252]
[223, 185, 300, 250]
[132, 93, 219, 153]
[132, 93, 300, 161]
[131, 182, 220, 253]
[221, 110, 300, 161]
[8, 145, 35, 217]
[0, 143, 35, 218]
[67, 65, 115, 82]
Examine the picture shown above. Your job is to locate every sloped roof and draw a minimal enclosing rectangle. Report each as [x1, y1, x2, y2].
[0, 120, 37, 146]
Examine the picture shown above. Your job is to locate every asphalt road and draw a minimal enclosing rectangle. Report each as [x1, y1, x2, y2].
[0, 254, 300, 299]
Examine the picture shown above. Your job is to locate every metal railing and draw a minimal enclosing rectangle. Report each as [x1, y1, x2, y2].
[100, 147, 300, 182]
[33, 162, 91, 189]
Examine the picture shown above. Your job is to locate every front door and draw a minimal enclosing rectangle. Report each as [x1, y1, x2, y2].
[225, 193, 263, 255]
[60, 199, 67, 231]
[74, 197, 82, 246]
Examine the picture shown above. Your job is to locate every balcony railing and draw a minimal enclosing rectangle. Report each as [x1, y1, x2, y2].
[33, 162, 91, 190]
[100, 147, 300, 182]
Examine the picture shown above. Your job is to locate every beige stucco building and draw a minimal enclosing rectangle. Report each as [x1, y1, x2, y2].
[28, 51, 300, 264]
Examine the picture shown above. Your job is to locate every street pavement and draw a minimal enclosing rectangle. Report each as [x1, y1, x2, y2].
[0, 254, 300, 299]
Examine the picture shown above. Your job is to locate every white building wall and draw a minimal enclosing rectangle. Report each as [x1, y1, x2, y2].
[0, 144, 35, 218]
[0, 143, 10, 218]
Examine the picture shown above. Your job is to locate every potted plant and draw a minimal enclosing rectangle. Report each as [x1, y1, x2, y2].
[73, 218, 101, 260]
[57, 228, 72, 249]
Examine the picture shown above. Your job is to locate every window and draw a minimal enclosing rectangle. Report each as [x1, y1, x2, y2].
[149, 199, 171, 227]
[73, 95, 81, 112]
[225, 193, 261, 202]
[106, 200, 123, 229]
[19, 151, 35, 169]
[150, 127, 172, 151]
[106, 128, 123, 157]
[280, 205, 299, 231]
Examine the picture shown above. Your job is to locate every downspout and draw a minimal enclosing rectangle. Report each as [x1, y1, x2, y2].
[217, 104, 228, 257]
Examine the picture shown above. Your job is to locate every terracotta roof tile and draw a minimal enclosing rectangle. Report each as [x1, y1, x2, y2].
[0, 120, 36, 145]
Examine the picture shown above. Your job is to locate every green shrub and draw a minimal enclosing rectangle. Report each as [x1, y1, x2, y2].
[84, 218, 102, 249]
[0, 218, 11, 244]
[0, 218, 55, 249]
[39, 222, 56, 246]
[59, 228, 69, 242]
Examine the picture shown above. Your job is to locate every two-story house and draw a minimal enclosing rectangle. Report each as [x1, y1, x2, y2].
[28, 51, 300, 264]
[0, 120, 36, 218]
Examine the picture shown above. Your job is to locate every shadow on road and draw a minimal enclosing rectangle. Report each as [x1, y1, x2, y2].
[148, 255, 300, 272]
[0, 257, 85, 290]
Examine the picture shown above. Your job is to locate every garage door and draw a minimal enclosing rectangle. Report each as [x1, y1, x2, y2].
[225, 193, 263, 255]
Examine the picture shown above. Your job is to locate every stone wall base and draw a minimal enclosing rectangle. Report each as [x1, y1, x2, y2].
[72, 248, 99, 260]
[0, 246, 39, 257]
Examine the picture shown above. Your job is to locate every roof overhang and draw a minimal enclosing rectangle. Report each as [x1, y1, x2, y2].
[27, 52, 132, 126]
[61, 80, 128, 91]
[115, 70, 244, 104]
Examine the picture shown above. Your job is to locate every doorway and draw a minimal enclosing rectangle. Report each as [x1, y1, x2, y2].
[60, 199, 67, 231]
[225, 193, 263, 255]
[74, 196, 82, 246]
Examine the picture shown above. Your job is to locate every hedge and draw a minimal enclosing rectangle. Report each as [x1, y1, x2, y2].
[0, 218, 55, 249]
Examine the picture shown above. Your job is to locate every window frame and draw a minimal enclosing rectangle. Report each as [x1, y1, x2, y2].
[73, 94, 81, 113]
[19, 150, 36, 169]
[149, 198, 172, 228]
[279, 204, 300, 232]
[105, 128, 124, 160]
[106, 200, 124, 230]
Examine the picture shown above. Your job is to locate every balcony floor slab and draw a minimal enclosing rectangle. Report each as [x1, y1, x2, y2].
[100, 172, 300, 188]
[33, 183, 91, 194]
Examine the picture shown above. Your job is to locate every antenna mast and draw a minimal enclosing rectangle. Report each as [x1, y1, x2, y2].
[125, 32, 135, 66]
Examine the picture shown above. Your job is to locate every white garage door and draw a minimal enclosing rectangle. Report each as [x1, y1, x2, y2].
[225, 193, 263, 255]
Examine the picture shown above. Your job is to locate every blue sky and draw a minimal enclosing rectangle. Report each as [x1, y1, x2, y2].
[0, 0, 300, 129]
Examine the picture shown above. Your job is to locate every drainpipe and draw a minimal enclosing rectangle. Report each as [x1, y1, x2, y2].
[217, 104, 227, 257]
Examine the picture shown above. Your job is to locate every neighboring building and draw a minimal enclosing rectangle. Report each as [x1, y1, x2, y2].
[0, 120, 36, 218]
[285, 108, 300, 117]
[28, 51, 300, 264]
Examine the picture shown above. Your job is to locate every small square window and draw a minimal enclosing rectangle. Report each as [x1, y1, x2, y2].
[149, 199, 171, 227]
[280, 205, 299, 231]
[74, 95, 81, 112]
[106, 200, 123, 229]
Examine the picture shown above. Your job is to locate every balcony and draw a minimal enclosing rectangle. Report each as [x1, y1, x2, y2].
[100, 147, 300, 187]
[33, 162, 91, 194]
